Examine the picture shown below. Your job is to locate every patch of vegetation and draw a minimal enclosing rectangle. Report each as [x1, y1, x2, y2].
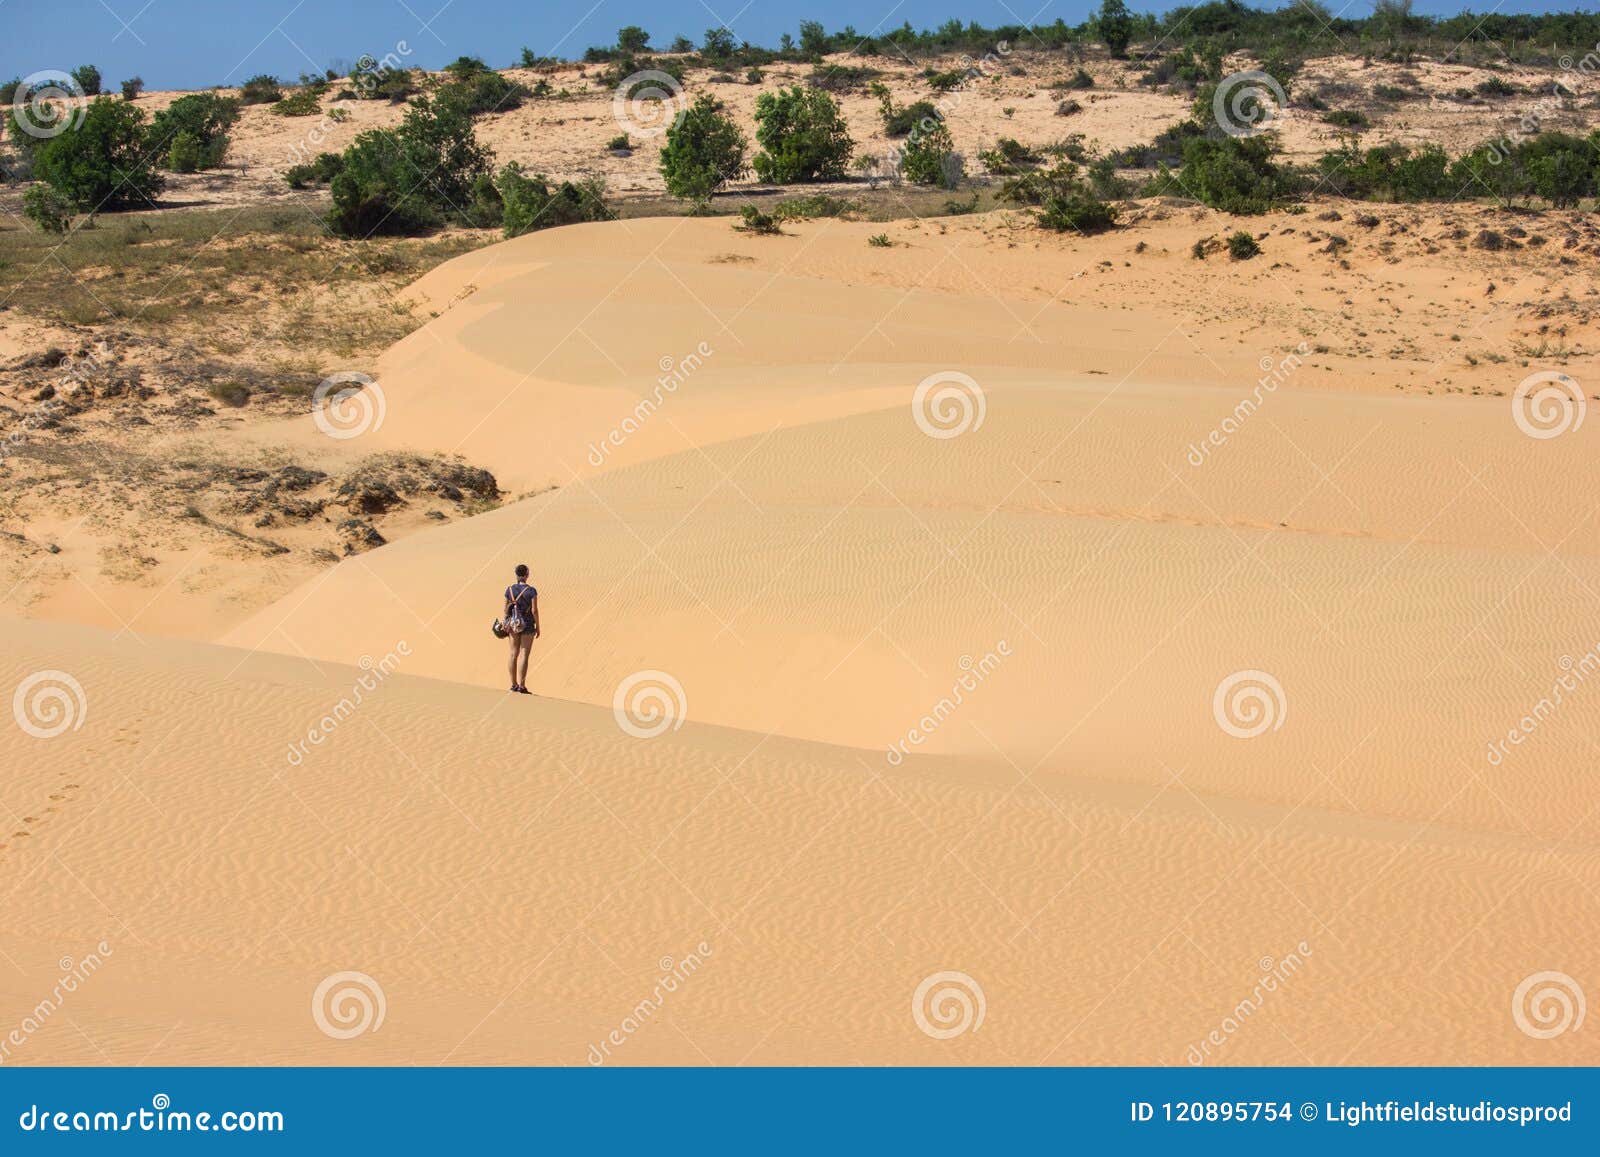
[868, 232, 892, 247]
[1002, 160, 1119, 233]
[979, 137, 1044, 176]
[1227, 230, 1261, 260]
[147, 92, 240, 172]
[271, 87, 324, 116]
[902, 122, 963, 187]
[772, 193, 858, 219]
[71, 65, 103, 96]
[119, 76, 144, 101]
[1322, 109, 1370, 129]
[284, 151, 344, 189]
[735, 205, 783, 234]
[328, 93, 492, 236]
[752, 86, 854, 183]
[1151, 134, 1304, 214]
[239, 74, 283, 105]
[497, 166, 611, 237]
[29, 97, 165, 215]
[659, 94, 746, 207]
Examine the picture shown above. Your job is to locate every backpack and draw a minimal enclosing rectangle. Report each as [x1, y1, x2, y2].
[504, 583, 532, 634]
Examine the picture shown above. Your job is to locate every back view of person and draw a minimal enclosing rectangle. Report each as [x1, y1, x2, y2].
[502, 563, 539, 694]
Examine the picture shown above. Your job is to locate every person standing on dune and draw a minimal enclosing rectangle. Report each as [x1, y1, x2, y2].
[502, 563, 539, 694]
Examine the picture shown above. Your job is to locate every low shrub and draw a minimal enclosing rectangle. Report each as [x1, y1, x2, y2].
[239, 74, 283, 105]
[498, 166, 610, 237]
[1227, 230, 1261, 260]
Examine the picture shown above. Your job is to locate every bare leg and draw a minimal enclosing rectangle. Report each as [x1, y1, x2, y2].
[515, 635, 533, 689]
[508, 633, 521, 687]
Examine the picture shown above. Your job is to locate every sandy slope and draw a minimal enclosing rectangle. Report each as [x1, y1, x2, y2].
[6, 210, 1600, 1065]
[4, 617, 1597, 1065]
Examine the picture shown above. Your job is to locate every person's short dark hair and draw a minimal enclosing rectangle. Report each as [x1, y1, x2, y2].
[515, 563, 529, 579]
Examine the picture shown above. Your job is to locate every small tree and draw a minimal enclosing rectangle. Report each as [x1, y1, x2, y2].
[618, 26, 651, 53]
[71, 65, 102, 96]
[669, 35, 695, 54]
[147, 93, 240, 171]
[659, 94, 746, 207]
[752, 86, 854, 183]
[120, 76, 144, 100]
[1097, 0, 1134, 59]
[798, 20, 829, 55]
[901, 122, 961, 187]
[701, 27, 736, 60]
[328, 93, 492, 236]
[23, 184, 75, 233]
[33, 97, 163, 210]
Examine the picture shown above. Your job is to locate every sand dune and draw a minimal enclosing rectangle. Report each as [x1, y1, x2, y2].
[6, 210, 1599, 1065]
[4, 617, 1597, 1065]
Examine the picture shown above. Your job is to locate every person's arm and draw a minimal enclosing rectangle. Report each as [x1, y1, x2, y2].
[530, 593, 540, 638]
[503, 587, 513, 617]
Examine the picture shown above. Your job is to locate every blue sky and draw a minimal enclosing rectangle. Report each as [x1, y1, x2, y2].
[4, 0, 1582, 90]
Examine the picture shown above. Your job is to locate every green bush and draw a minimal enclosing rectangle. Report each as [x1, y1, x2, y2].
[147, 93, 240, 171]
[32, 96, 163, 210]
[329, 94, 493, 236]
[443, 55, 490, 79]
[736, 204, 782, 234]
[1002, 159, 1119, 233]
[979, 137, 1043, 175]
[0, 78, 21, 105]
[271, 88, 323, 116]
[1160, 134, 1301, 214]
[901, 122, 962, 187]
[1313, 140, 1451, 201]
[22, 184, 75, 233]
[239, 74, 283, 104]
[284, 151, 344, 188]
[879, 93, 942, 138]
[925, 68, 967, 92]
[1322, 109, 1369, 129]
[659, 94, 746, 206]
[442, 69, 528, 115]
[752, 86, 853, 183]
[497, 165, 610, 237]
[618, 26, 651, 53]
[1227, 230, 1261, 260]
[71, 65, 102, 96]
[120, 76, 144, 100]
[1065, 68, 1095, 90]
